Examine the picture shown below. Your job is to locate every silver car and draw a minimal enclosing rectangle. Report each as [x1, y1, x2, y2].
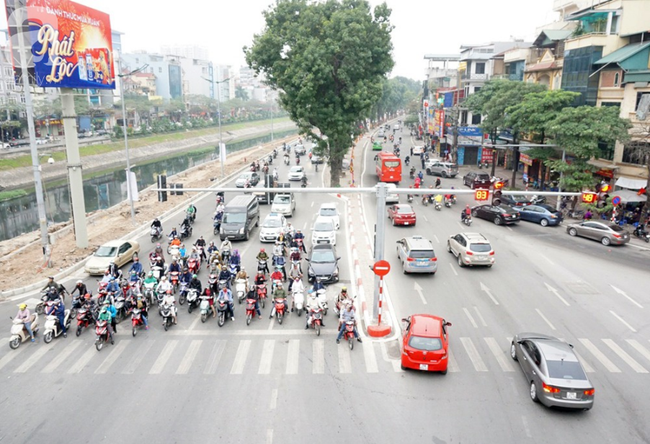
[510, 333, 595, 410]
[566, 221, 629, 246]
[396, 236, 437, 274]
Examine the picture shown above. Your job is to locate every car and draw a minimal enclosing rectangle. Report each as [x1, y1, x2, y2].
[425, 160, 458, 178]
[566, 221, 630, 246]
[393, 124, 400, 131]
[519, 204, 563, 227]
[85, 239, 140, 275]
[317, 203, 340, 230]
[396, 235, 437, 274]
[378, 129, 385, 138]
[306, 244, 340, 283]
[447, 232, 494, 268]
[271, 193, 295, 217]
[287, 166, 305, 181]
[499, 194, 533, 207]
[259, 212, 287, 242]
[311, 153, 324, 164]
[311, 218, 337, 246]
[372, 142, 383, 151]
[462, 171, 491, 189]
[388, 204, 416, 226]
[412, 146, 425, 155]
[472, 204, 520, 225]
[384, 183, 399, 204]
[510, 333, 595, 410]
[235, 172, 260, 188]
[401, 314, 452, 374]
[294, 144, 306, 155]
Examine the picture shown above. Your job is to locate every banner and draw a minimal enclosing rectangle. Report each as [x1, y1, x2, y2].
[6, 0, 115, 89]
[219, 142, 227, 164]
[126, 171, 139, 202]
[519, 153, 533, 166]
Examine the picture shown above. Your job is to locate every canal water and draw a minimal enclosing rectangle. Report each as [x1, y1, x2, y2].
[0, 129, 295, 242]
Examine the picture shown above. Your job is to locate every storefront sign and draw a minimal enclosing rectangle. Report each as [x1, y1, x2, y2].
[519, 153, 533, 166]
[595, 169, 614, 178]
[480, 147, 493, 163]
[458, 127, 483, 137]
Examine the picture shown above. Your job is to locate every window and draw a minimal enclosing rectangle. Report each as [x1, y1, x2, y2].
[546, 360, 587, 380]
[471, 114, 482, 125]
[474, 87, 481, 93]
[118, 243, 131, 254]
[475, 62, 485, 74]
[409, 336, 442, 351]
[614, 72, 620, 87]
[622, 142, 649, 166]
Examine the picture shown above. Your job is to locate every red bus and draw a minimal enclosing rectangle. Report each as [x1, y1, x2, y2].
[375, 152, 402, 183]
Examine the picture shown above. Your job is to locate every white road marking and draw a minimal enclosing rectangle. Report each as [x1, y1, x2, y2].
[447, 349, 460, 372]
[0, 345, 24, 371]
[544, 282, 570, 306]
[610, 285, 643, 309]
[480, 282, 499, 305]
[122, 340, 154, 374]
[414, 282, 427, 305]
[535, 308, 556, 331]
[230, 339, 251, 374]
[176, 339, 201, 374]
[539, 254, 555, 265]
[363, 341, 379, 373]
[338, 343, 352, 374]
[602, 339, 647, 373]
[311, 201, 314, 207]
[572, 350, 595, 373]
[460, 337, 488, 372]
[150, 340, 178, 374]
[204, 340, 226, 374]
[627, 340, 650, 364]
[267, 317, 275, 330]
[269, 389, 278, 410]
[313, 339, 325, 374]
[187, 316, 201, 331]
[168, 328, 336, 336]
[521, 416, 533, 439]
[95, 341, 129, 374]
[302, 222, 307, 231]
[506, 226, 513, 232]
[286, 339, 300, 374]
[473, 306, 488, 327]
[449, 263, 458, 276]
[258, 339, 275, 375]
[579, 338, 620, 373]
[14, 347, 49, 373]
[610, 310, 637, 333]
[463, 307, 478, 328]
[423, 215, 429, 222]
[267, 429, 274, 444]
[67, 347, 97, 374]
[42, 341, 81, 374]
[484, 337, 515, 372]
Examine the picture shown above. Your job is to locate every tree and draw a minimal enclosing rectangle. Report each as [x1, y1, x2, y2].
[624, 120, 650, 215]
[374, 76, 420, 118]
[244, 0, 394, 186]
[235, 85, 249, 101]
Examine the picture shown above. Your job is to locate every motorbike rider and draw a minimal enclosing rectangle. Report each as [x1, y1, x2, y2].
[179, 268, 192, 297]
[409, 166, 416, 178]
[218, 266, 232, 289]
[106, 277, 120, 298]
[257, 248, 270, 275]
[186, 203, 197, 222]
[202, 288, 217, 318]
[293, 229, 306, 253]
[417, 170, 424, 182]
[235, 267, 249, 290]
[336, 286, 352, 310]
[188, 247, 201, 266]
[273, 254, 287, 281]
[45, 296, 68, 338]
[271, 266, 284, 288]
[168, 226, 179, 239]
[270, 282, 288, 319]
[143, 272, 158, 293]
[194, 236, 208, 261]
[290, 276, 305, 311]
[230, 249, 242, 273]
[151, 218, 163, 236]
[246, 287, 262, 319]
[170, 236, 182, 249]
[217, 286, 235, 321]
[311, 278, 325, 294]
[404, 155, 410, 166]
[156, 276, 172, 297]
[254, 270, 267, 288]
[107, 261, 121, 280]
[162, 290, 178, 325]
[15, 303, 35, 342]
[301, 175, 308, 187]
[167, 258, 182, 275]
[207, 240, 219, 256]
[154, 243, 165, 261]
[434, 193, 443, 207]
[305, 290, 325, 328]
[97, 302, 115, 343]
[181, 217, 192, 236]
[288, 261, 303, 292]
[179, 244, 188, 261]
[220, 238, 233, 261]
[336, 302, 361, 344]
[135, 294, 149, 330]
[129, 256, 144, 278]
[435, 177, 441, 189]
[289, 246, 302, 263]
[189, 274, 202, 296]
[70, 280, 88, 300]
[461, 205, 472, 222]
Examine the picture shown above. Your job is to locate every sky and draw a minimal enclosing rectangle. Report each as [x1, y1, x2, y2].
[1, 0, 557, 81]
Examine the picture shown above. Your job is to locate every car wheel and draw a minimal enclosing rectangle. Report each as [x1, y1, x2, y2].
[538, 218, 548, 227]
[457, 255, 464, 267]
[601, 237, 611, 246]
[442, 171, 448, 178]
[402, 262, 407, 274]
[392, 218, 396, 226]
[530, 381, 539, 403]
[446, 243, 452, 253]
[494, 217, 502, 226]
[441, 367, 447, 375]
[510, 342, 518, 361]
[568, 228, 577, 237]
[472, 209, 478, 217]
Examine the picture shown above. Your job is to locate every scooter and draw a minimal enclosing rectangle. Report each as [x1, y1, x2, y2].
[114, 295, 127, 322]
[341, 320, 357, 350]
[407, 194, 413, 203]
[94, 319, 112, 351]
[633, 226, 650, 243]
[307, 307, 324, 336]
[271, 298, 287, 324]
[199, 295, 212, 323]
[180, 225, 193, 240]
[35, 289, 58, 315]
[151, 265, 164, 281]
[161, 304, 175, 331]
[217, 299, 232, 327]
[257, 284, 268, 309]
[187, 257, 201, 275]
[186, 289, 200, 313]
[150, 226, 163, 243]
[245, 298, 258, 326]
[257, 259, 268, 276]
[235, 278, 248, 304]
[43, 305, 71, 344]
[169, 271, 180, 294]
[131, 308, 146, 337]
[144, 281, 157, 306]
[75, 307, 94, 337]
[434, 201, 442, 211]
[316, 288, 328, 316]
[292, 288, 304, 317]
[444, 199, 452, 208]
[228, 263, 239, 284]
[462, 214, 472, 226]
[9, 314, 39, 349]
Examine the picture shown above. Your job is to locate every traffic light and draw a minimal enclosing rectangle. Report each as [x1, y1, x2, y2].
[492, 181, 504, 205]
[600, 184, 611, 193]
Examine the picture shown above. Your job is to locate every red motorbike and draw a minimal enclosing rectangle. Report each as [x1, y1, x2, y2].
[257, 284, 268, 309]
[273, 298, 287, 325]
[169, 271, 180, 293]
[131, 308, 146, 337]
[245, 298, 258, 326]
[341, 320, 357, 350]
[75, 307, 94, 337]
[307, 307, 324, 336]
[188, 257, 201, 274]
[94, 319, 112, 351]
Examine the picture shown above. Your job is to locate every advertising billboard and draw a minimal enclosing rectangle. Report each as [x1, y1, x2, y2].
[6, 0, 115, 90]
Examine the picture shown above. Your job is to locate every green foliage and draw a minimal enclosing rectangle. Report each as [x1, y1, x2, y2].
[235, 86, 250, 101]
[0, 189, 28, 202]
[374, 76, 420, 117]
[244, 0, 394, 185]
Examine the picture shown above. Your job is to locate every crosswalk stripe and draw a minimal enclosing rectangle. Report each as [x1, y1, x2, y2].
[338, 344, 352, 374]
[122, 340, 154, 374]
[484, 337, 515, 372]
[67, 347, 97, 374]
[150, 340, 178, 374]
[447, 349, 460, 372]
[460, 337, 488, 372]
[14, 347, 49, 373]
[0, 346, 24, 371]
[602, 339, 648, 374]
[204, 340, 226, 375]
[42, 341, 81, 374]
[230, 340, 251, 374]
[312, 339, 324, 374]
[176, 340, 202, 375]
[572, 351, 595, 373]
[463, 308, 478, 328]
[362, 342, 379, 373]
[579, 339, 620, 373]
[626, 339, 650, 364]
[95, 341, 129, 374]
[286, 339, 299, 374]
[258, 339, 275, 375]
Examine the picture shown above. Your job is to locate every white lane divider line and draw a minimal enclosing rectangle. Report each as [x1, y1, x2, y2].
[521, 416, 533, 439]
[122, 340, 154, 374]
[448, 349, 460, 373]
[338, 343, 352, 374]
[506, 226, 513, 232]
[463, 307, 478, 329]
[484, 337, 515, 372]
[363, 341, 379, 373]
[473, 306, 488, 327]
[14, 347, 49, 373]
[267, 428, 274, 444]
[149, 340, 178, 374]
[609, 310, 637, 333]
[313, 339, 325, 374]
[175, 339, 202, 375]
[433, 234, 439, 243]
[423, 215, 429, 222]
[579, 338, 620, 373]
[258, 339, 275, 375]
[269, 389, 278, 410]
[230, 339, 251, 374]
[286, 339, 300, 375]
[626, 339, 650, 365]
[67, 347, 97, 374]
[187, 315, 201, 331]
[449, 263, 458, 276]
[204, 340, 226, 375]
[42, 341, 81, 374]
[460, 337, 488, 372]
[95, 341, 129, 374]
[535, 308, 556, 331]
[602, 339, 648, 374]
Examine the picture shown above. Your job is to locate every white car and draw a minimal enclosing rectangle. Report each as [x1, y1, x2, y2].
[384, 183, 399, 204]
[259, 213, 287, 243]
[311, 218, 337, 246]
[288, 166, 305, 181]
[318, 203, 340, 230]
[271, 194, 295, 217]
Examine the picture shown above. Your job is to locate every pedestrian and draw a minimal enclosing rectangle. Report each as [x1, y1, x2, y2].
[410, 147, 413, 157]
[420, 152, 425, 170]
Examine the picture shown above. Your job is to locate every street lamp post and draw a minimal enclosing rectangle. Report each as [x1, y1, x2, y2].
[204, 75, 231, 179]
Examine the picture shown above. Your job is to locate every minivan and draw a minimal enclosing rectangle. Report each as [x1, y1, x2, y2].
[396, 235, 437, 274]
[220, 195, 260, 241]
[426, 160, 458, 178]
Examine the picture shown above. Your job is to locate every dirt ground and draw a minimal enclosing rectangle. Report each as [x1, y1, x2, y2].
[0, 137, 293, 291]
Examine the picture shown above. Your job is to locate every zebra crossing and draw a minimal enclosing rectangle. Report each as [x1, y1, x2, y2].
[2, 334, 650, 377]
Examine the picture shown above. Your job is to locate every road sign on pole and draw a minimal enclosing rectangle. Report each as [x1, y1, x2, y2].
[612, 195, 621, 206]
[373, 260, 390, 277]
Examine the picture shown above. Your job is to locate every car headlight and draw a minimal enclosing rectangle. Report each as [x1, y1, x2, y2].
[308, 267, 314, 275]
[239, 228, 245, 234]
[333, 267, 339, 276]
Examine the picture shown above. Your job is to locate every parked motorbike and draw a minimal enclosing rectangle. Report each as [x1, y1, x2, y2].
[75, 307, 94, 337]
[43, 305, 71, 344]
[150, 226, 163, 243]
[9, 314, 39, 349]
[186, 289, 200, 313]
[633, 226, 650, 243]
[94, 319, 112, 351]
[235, 278, 248, 304]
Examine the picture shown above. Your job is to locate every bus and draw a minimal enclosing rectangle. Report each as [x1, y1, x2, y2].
[375, 152, 402, 183]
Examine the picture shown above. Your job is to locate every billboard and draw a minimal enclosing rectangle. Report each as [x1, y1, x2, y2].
[6, 0, 115, 90]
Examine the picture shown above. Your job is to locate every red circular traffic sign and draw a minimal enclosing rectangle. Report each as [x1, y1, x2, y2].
[373, 260, 391, 277]
[612, 195, 621, 206]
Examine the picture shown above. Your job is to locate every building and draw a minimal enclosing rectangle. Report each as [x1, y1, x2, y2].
[525, 30, 573, 89]
[161, 45, 209, 61]
[121, 51, 183, 101]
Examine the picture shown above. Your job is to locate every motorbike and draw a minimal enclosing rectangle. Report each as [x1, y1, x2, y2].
[180, 225, 193, 240]
[257, 259, 268, 276]
[94, 319, 112, 351]
[235, 278, 248, 304]
[462, 214, 473, 226]
[284, 156, 290, 166]
[75, 307, 94, 337]
[186, 289, 200, 313]
[257, 284, 268, 309]
[169, 271, 180, 294]
[143, 281, 157, 306]
[633, 226, 650, 243]
[272, 298, 287, 324]
[114, 295, 128, 322]
[186, 209, 196, 224]
[341, 321, 357, 350]
[421, 195, 429, 207]
[292, 288, 305, 317]
[43, 305, 71, 344]
[151, 226, 163, 243]
[444, 198, 452, 208]
[407, 194, 414, 203]
[131, 308, 146, 337]
[213, 218, 221, 235]
[70, 293, 84, 320]
[245, 298, 258, 326]
[307, 307, 324, 336]
[221, 249, 231, 264]
[199, 295, 212, 323]
[409, 168, 416, 179]
[9, 314, 39, 349]
[217, 299, 232, 327]
[478, 161, 489, 169]
[301, 180, 307, 188]
[36, 289, 58, 315]
[151, 265, 164, 281]
[530, 195, 546, 205]
[434, 201, 442, 211]
[179, 284, 191, 305]
[161, 304, 175, 331]
[316, 288, 328, 315]
[188, 257, 201, 275]
[218, 278, 230, 292]
[228, 263, 239, 284]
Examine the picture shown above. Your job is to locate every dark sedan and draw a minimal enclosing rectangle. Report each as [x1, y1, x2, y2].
[519, 204, 563, 227]
[306, 244, 340, 283]
[472, 204, 520, 225]
[500, 194, 533, 207]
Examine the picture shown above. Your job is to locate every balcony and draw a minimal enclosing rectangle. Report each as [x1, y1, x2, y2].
[461, 72, 489, 81]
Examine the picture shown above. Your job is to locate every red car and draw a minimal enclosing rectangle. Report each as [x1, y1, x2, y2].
[401, 314, 452, 374]
[388, 204, 416, 226]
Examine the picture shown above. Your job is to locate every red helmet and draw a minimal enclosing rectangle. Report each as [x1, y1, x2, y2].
[260, 248, 265, 253]
[205, 289, 211, 296]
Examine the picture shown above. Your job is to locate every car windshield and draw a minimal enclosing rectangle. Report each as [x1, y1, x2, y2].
[274, 195, 290, 204]
[263, 218, 282, 228]
[510, 195, 529, 202]
[608, 224, 624, 232]
[95, 246, 117, 257]
[409, 336, 442, 351]
[314, 222, 334, 232]
[546, 360, 587, 380]
[290, 167, 302, 173]
[238, 174, 250, 180]
[320, 208, 337, 217]
[396, 206, 413, 214]
[410, 250, 434, 259]
[311, 250, 335, 263]
[469, 244, 492, 253]
[223, 212, 246, 224]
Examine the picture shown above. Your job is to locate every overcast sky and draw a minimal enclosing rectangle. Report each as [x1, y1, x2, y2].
[2, 0, 557, 80]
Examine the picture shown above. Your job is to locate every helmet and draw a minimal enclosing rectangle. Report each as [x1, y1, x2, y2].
[84, 293, 91, 300]
[160, 276, 167, 281]
[200, 235, 204, 239]
[18, 303, 27, 310]
[156, 243, 161, 248]
[466, 204, 470, 208]
[77, 279, 83, 285]
[110, 261, 115, 265]
[134, 257, 139, 261]
[104, 270, 110, 275]
[173, 227, 177, 230]
[192, 274, 198, 279]
[234, 249, 239, 255]
[209, 241, 214, 246]
[205, 289, 211, 296]
[48, 276, 54, 280]
[154, 218, 159, 222]
[277, 283, 283, 288]
[103, 300, 110, 306]
[342, 286, 347, 292]
[451, 186, 455, 190]
[296, 229, 301, 233]
[110, 277, 116, 282]
[166, 289, 172, 294]
[241, 266, 245, 271]
[260, 248, 265, 253]
[148, 271, 153, 277]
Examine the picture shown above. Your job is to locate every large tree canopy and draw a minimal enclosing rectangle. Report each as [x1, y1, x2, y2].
[244, 0, 394, 185]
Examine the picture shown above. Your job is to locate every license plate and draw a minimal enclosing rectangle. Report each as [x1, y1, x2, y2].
[477, 256, 486, 261]
[566, 392, 577, 399]
[419, 364, 428, 371]
[404, 222, 409, 225]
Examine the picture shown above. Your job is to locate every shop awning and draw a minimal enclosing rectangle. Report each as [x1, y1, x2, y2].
[595, 42, 650, 65]
[614, 189, 647, 203]
[588, 159, 619, 170]
[616, 177, 647, 190]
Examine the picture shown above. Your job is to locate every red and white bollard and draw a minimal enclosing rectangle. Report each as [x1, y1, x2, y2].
[368, 261, 392, 338]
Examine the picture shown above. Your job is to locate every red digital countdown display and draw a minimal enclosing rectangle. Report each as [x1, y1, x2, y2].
[581, 192, 597, 204]
[475, 189, 490, 201]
